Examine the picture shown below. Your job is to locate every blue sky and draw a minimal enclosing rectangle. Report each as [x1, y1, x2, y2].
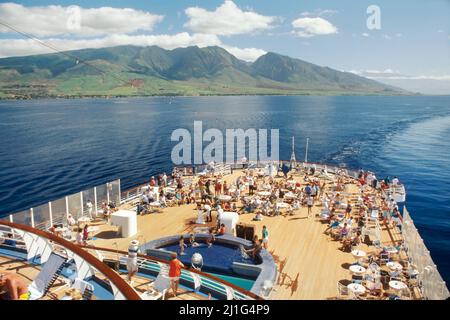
[0, 0, 449, 93]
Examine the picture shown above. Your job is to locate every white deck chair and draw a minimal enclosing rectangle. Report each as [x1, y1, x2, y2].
[142, 273, 170, 300]
[28, 252, 67, 300]
[72, 278, 95, 300]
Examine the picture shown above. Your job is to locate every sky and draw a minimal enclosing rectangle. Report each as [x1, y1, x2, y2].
[0, 0, 449, 94]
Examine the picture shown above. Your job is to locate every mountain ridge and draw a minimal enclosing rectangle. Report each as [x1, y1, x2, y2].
[0, 45, 409, 99]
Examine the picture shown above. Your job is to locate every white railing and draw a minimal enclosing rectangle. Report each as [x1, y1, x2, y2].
[402, 207, 450, 300]
[0, 179, 121, 231]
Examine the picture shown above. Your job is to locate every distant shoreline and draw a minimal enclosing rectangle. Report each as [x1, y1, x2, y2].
[0, 92, 421, 101]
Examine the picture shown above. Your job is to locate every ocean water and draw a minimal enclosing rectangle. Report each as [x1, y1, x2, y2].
[0, 95, 449, 283]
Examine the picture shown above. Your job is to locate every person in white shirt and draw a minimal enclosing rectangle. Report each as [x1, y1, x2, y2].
[162, 172, 167, 186]
[307, 196, 314, 218]
[86, 200, 93, 219]
[216, 205, 224, 228]
[160, 194, 167, 208]
[391, 176, 399, 186]
[204, 203, 212, 222]
[67, 214, 76, 227]
[76, 228, 84, 245]
[127, 240, 140, 284]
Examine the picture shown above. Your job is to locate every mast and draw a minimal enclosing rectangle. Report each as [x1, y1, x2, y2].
[290, 136, 296, 163]
[290, 136, 297, 169]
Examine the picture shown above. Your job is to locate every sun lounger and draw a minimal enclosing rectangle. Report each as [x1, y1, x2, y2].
[28, 252, 67, 300]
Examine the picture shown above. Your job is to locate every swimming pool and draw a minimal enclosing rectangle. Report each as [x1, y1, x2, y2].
[159, 242, 256, 276]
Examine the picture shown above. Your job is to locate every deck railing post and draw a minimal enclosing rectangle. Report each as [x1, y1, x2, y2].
[48, 201, 53, 226]
[65, 196, 69, 220]
[30, 208, 35, 228]
[118, 179, 121, 204]
[80, 191, 84, 216]
[94, 187, 98, 216]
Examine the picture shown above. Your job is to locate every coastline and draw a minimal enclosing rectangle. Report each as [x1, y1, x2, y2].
[0, 91, 420, 101]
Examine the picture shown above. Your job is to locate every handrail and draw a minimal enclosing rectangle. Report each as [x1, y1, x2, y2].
[0, 221, 141, 300]
[81, 244, 264, 300]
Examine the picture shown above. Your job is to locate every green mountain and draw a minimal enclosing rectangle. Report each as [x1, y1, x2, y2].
[0, 45, 407, 99]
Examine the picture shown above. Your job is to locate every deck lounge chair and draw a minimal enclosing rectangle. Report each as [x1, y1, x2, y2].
[28, 252, 67, 300]
[72, 278, 95, 300]
[141, 273, 170, 300]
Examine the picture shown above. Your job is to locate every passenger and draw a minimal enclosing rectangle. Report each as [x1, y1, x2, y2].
[189, 233, 199, 247]
[306, 195, 314, 218]
[253, 212, 263, 221]
[86, 199, 94, 219]
[127, 240, 140, 284]
[262, 225, 269, 250]
[204, 203, 212, 222]
[76, 228, 85, 245]
[217, 223, 226, 236]
[67, 214, 76, 227]
[83, 224, 89, 241]
[169, 252, 184, 297]
[206, 228, 216, 247]
[0, 271, 28, 300]
[179, 236, 187, 255]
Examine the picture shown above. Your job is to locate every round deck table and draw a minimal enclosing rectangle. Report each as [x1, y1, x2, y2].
[387, 262, 403, 271]
[349, 265, 366, 275]
[389, 280, 408, 291]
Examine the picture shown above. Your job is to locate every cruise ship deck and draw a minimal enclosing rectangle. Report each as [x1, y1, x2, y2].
[88, 168, 409, 300]
[1, 162, 447, 300]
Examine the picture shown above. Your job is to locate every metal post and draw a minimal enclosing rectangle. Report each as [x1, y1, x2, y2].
[305, 137, 309, 163]
[80, 192, 84, 217]
[65, 196, 69, 220]
[118, 179, 121, 204]
[48, 202, 53, 226]
[30, 208, 35, 228]
[94, 187, 98, 216]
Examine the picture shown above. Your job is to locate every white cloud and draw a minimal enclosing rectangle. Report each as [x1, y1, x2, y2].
[184, 0, 277, 36]
[362, 33, 369, 37]
[300, 9, 338, 17]
[383, 34, 393, 40]
[348, 69, 450, 81]
[292, 17, 338, 38]
[0, 33, 266, 62]
[221, 46, 266, 62]
[0, 2, 164, 37]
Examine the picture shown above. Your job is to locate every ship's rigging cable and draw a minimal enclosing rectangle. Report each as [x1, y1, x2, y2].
[0, 20, 132, 87]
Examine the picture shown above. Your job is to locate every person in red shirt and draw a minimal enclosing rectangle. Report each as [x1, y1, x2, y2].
[217, 223, 226, 235]
[168, 252, 184, 297]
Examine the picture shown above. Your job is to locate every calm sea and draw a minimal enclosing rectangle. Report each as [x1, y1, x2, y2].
[0, 95, 449, 283]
